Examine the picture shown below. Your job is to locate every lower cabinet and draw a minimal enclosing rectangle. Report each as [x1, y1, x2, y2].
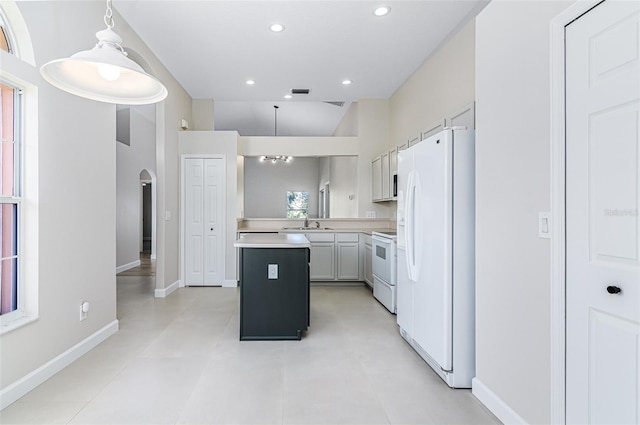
[362, 234, 373, 287]
[310, 243, 335, 280]
[307, 232, 361, 282]
[337, 233, 360, 280]
[308, 232, 336, 280]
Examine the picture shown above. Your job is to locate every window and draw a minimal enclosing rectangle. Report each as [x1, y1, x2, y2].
[0, 81, 20, 316]
[0, 11, 13, 55]
[286, 191, 309, 219]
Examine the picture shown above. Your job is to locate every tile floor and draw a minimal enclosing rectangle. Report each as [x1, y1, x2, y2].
[1, 277, 500, 424]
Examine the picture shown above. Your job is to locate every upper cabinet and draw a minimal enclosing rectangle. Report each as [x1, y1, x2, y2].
[372, 147, 396, 203]
[371, 155, 383, 201]
[445, 102, 475, 130]
[372, 101, 475, 203]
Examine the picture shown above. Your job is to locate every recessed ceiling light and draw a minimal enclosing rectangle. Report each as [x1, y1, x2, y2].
[373, 6, 390, 17]
[269, 23, 285, 32]
[246, 79, 255, 85]
[342, 79, 353, 85]
[284, 94, 292, 99]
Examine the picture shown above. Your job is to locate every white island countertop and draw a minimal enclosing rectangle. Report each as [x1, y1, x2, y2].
[234, 233, 311, 248]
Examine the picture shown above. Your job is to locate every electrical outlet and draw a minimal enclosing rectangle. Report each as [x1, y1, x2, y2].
[268, 264, 278, 280]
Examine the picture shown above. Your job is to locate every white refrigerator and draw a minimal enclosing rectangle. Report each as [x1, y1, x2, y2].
[396, 128, 475, 388]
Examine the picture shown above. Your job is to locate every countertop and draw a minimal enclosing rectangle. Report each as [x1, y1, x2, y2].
[237, 228, 394, 235]
[234, 233, 311, 248]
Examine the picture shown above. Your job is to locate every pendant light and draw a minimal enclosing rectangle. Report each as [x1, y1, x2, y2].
[40, 0, 168, 105]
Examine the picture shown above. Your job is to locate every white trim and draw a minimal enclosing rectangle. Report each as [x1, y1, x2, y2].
[0, 320, 118, 410]
[549, 2, 602, 424]
[472, 378, 528, 425]
[154, 279, 180, 298]
[115, 259, 141, 274]
[222, 279, 238, 288]
[150, 254, 156, 260]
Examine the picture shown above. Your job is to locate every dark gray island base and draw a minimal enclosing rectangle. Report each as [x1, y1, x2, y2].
[234, 234, 311, 341]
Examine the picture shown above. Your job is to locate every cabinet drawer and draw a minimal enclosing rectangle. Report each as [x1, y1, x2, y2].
[336, 233, 359, 243]
[307, 232, 335, 242]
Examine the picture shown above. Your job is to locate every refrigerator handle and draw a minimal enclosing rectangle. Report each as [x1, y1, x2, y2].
[405, 171, 416, 280]
[412, 172, 421, 281]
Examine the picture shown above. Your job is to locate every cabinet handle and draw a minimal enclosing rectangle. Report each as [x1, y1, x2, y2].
[606, 285, 622, 295]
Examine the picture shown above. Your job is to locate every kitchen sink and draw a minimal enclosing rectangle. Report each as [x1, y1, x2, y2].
[281, 226, 332, 231]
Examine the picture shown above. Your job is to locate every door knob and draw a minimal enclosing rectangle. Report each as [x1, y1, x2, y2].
[606, 285, 622, 295]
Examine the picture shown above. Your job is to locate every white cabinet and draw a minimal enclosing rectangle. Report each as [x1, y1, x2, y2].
[362, 234, 373, 287]
[308, 233, 335, 280]
[408, 135, 420, 147]
[372, 149, 396, 202]
[390, 148, 398, 201]
[336, 233, 360, 280]
[306, 232, 361, 282]
[381, 151, 390, 200]
[371, 156, 382, 201]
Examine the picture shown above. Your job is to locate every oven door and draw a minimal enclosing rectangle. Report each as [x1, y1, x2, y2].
[372, 235, 391, 283]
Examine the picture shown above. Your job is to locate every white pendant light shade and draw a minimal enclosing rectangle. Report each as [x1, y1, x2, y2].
[40, 12, 168, 105]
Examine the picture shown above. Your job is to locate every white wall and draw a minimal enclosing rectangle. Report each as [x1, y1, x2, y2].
[389, 19, 475, 147]
[333, 99, 394, 218]
[239, 136, 358, 157]
[179, 131, 239, 284]
[237, 155, 245, 218]
[0, 0, 195, 403]
[244, 157, 320, 218]
[116, 106, 156, 270]
[474, 2, 572, 424]
[329, 156, 358, 218]
[110, 7, 194, 295]
[192, 99, 214, 131]
[1, 1, 117, 391]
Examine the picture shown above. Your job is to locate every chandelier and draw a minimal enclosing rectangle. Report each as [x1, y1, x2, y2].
[260, 155, 292, 164]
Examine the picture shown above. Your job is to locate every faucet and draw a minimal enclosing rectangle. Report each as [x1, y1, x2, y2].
[315, 221, 320, 229]
[304, 218, 309, 228]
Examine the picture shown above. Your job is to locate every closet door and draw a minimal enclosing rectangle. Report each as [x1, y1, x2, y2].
[203, 159, 223, 285]
[185, 157, 224, 286]
[185, 158, 205, 285]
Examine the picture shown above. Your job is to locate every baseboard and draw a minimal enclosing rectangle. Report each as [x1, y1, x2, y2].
[222, 279, 238, 288]
[0, 320, 119, 410]
[115, 260, 141, 274]
[472, 377, 528, 424]
[155, 280, 180, 298]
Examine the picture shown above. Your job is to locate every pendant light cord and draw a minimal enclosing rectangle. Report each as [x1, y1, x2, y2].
[104, 0, 114, 29]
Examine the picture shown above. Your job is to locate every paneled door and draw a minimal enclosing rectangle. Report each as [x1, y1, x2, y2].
[184, 157, 224, 286]
[566, 1, 640, 423]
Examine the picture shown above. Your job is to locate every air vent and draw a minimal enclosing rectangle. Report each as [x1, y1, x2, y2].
[323, 101, 345, 107]
[291, 88, 311, 95]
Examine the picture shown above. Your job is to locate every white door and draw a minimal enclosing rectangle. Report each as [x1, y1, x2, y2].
[184, 158, 224, 286]
[566, 2, 640, 424]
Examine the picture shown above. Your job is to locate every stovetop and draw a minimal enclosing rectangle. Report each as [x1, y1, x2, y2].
[372, 230, 397, 237]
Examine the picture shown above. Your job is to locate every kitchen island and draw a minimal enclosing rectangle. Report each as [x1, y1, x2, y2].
[234, 233, 311, 340]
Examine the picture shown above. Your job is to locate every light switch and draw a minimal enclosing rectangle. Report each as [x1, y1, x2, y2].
[539, 212, 551, 239]
[268, 264, 278, 280]
[165, 210, 172, 221]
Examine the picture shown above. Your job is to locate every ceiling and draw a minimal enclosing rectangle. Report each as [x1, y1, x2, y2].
[115, 1, 488, 136]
